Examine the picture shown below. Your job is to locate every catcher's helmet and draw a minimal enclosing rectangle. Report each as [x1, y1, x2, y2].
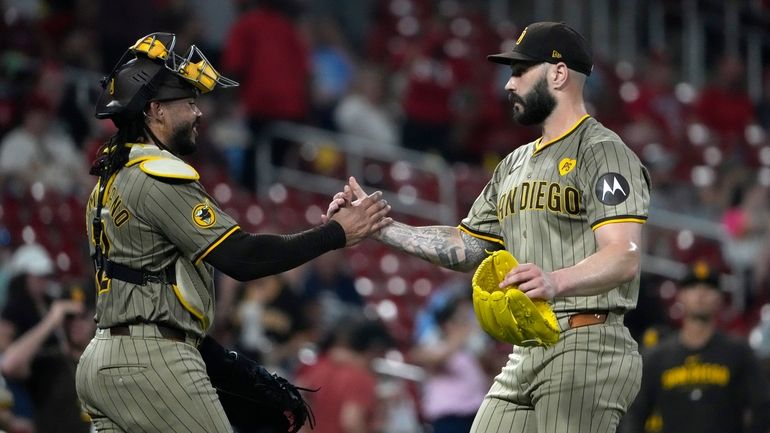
[95, 33, 238, 126]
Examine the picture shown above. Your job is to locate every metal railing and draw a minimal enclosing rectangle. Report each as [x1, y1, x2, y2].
[644, 205, 745, 313]
[255, 122, 458, 225]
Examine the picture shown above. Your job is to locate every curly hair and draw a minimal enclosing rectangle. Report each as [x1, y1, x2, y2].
[89, 117, 146, 178]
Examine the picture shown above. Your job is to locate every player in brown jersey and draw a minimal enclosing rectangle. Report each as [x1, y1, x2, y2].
[327, 22, 650, 433]
[75, 32, 391, 433]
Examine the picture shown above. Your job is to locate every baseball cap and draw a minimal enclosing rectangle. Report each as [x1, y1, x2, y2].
[9, 243, 54, 277]
[679, 261, 720, 290]
[487, 22, 593, 76]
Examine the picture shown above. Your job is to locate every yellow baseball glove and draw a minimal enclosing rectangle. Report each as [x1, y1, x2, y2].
[471, 250, 560, 347]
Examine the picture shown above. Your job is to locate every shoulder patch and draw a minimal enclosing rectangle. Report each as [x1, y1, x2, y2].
[595, 172, 630, 205]
[138, 157, 200, 181]
[192, 200, 216, 228]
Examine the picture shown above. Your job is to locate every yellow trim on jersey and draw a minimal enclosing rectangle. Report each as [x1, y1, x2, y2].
[126, 155, 200, 180]
[100, 172, 120, 206]
[533, 114, 591, 155]
[140, 158, 200, 180]
[125, 155, 156, 167]
[195, 225, 241, 265]
[457, 225, 506, 246]
[591, 217, 647, 231]
[96, 273, 112, 296]
[170, 284, 209, 329]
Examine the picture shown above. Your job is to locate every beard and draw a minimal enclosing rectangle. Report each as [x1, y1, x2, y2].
[509, 75, 557, 125]
[168, 120, 197, 156]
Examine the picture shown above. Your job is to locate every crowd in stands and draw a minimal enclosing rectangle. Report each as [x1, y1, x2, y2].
[2, 0, 770, 432]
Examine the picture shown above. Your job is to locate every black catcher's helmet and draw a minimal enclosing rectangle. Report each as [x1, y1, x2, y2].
[95, 33, 238, 126]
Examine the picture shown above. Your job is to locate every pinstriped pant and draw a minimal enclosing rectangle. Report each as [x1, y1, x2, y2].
[75, 329, 232, 433]
[470, 316, 642, 433]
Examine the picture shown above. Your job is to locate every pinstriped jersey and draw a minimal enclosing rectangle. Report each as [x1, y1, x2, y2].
[460, 116, 650, 313]
[85, 144, 238, 337]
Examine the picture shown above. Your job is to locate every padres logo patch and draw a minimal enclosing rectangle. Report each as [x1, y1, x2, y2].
[558, 158, 576, 176]
[595, 173, 630, 205]
[192, 201, 216, 228]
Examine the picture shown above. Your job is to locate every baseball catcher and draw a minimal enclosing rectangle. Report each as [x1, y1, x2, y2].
[76, 31, 390, 433]
[472, 250, 559, 346]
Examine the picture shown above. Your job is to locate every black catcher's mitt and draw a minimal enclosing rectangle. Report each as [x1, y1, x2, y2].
[199, 336, 315, 433]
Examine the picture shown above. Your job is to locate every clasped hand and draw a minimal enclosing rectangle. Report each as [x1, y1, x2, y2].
[324, 176, 392, 245]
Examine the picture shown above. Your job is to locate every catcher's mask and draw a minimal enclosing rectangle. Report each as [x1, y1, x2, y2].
[95, 32, 238, 126]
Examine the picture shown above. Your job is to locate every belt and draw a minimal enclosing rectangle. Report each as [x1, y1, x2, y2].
[567, 311, 609, 329]
[103, 260, 175, 285]
[102, 323, 197, 345]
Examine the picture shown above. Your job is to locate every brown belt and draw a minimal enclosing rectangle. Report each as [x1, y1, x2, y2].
[567, 311, 609, 329]
[107, 324, 187, 342]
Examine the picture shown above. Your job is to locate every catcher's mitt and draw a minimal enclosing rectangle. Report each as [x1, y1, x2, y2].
[471, 250, 560, 347]
[199, 336, 315, 433]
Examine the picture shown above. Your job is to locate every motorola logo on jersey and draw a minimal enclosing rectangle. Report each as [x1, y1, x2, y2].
[595, 173, 630, 205]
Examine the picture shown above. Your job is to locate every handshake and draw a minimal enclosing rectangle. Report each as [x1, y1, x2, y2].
[323, 176, 393, 246]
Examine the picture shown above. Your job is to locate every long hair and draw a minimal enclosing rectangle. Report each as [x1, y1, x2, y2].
[89, 117, 146, 178]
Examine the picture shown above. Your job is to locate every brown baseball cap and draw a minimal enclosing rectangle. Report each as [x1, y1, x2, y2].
[487, 22, 593, 76]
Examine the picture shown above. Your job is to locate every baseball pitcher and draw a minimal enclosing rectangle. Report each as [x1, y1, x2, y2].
[327, 21, 650, 433]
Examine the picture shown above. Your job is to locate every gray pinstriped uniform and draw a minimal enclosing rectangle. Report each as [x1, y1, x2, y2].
[460, 116, 650, 433]
[76, 144, 238, 433]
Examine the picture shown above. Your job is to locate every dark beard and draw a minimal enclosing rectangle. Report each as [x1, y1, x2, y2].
[510, 76, 557, 125]
[169, 122, 197, 156]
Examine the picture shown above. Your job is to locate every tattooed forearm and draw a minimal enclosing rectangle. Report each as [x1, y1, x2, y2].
[375, 222, 500, 272]
[460, 232, 497, 269]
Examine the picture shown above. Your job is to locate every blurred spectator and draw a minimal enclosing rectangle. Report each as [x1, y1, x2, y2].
[302, 249, 362, 308]
[208, 100, 252, 184]
[334, 63, 399, 148]
[56, 28, 103, 147]
[190, 0, 237, 51]
[0, 244, 58, 349]
[410, 293, 490, 433]
[623, 52, 684, 146]
[692, 55, 755, 145]
[749, 304, 770, 378]
[234, 274, 309, 369]
[398, 19, 471, 160]
[622, 262, 770, 433]
[0, 95, 85, 195]
[0, 244, 88, 433]
[0, 375, 34, 433]
[296, 315, 393, 433]
[721, 183, 770, 299]
[308, 0, 376, 56]
[310, 16, 356, 130]
[221, 0, 310, 189]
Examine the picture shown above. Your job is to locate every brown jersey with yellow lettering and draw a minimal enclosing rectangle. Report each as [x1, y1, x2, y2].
[460, 116, 650, 313]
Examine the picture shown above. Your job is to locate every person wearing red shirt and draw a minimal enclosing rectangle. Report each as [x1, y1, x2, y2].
[221, 0, 310, 188]
[296, 317, 393, 433]
[693, 55, 756, 145]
